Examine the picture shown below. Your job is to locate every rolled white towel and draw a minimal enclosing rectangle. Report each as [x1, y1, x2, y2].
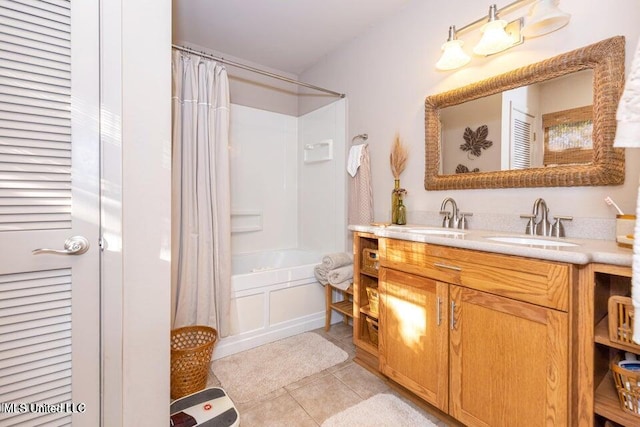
[327, 265, 353, 286]
[314, 264, 329, 285]
[330, 280, 352, 291]
[322, 252, 353, 270]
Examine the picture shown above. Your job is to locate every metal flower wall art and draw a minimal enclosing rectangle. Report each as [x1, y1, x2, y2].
[460, 125, 493, 159]
[456, 164, 480, 174]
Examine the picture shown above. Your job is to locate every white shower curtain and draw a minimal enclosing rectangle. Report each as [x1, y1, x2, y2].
[171, 50, 231, 337]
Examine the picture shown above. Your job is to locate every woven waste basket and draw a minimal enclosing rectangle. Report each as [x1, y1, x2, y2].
[170, 326, 218, 399]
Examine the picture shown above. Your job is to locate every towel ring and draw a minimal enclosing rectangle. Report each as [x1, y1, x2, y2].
[351, 134, 368, 144]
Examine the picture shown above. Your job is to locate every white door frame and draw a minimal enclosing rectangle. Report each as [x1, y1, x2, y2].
[100, 0, 172, 425]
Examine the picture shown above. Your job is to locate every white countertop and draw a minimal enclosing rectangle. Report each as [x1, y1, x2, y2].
[349, 224, 633, 267]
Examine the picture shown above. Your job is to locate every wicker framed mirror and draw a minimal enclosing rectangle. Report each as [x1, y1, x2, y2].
[425, 36, 625, 190]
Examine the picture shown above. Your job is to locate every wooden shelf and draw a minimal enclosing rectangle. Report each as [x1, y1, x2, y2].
[595, 316, 640, 354]
[330, 300, 353, 317]
[355, 337, 378, 357]
[595, 372, 640, 426]
[360, 269, 379, 279]
[360, 304, 378, 320]
[325, 283, 354, 331]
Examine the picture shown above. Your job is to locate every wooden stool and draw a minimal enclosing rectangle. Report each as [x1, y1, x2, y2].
[325, 283, 354, 331]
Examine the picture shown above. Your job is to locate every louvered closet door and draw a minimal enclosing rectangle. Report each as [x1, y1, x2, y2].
[0, 0, 100, 426]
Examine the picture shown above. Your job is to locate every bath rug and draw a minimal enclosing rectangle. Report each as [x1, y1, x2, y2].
[212, 332, 348, 403]
[321, 393, 437, 427]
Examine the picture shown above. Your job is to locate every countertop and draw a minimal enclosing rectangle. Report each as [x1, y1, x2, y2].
[349, 224, 633, 267]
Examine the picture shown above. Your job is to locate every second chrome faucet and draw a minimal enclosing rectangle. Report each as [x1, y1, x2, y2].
[440, 197, 472, 230]
[521, 198, 573, 237]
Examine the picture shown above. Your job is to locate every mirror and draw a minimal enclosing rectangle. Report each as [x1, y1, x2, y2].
[425, 36, 625, 190]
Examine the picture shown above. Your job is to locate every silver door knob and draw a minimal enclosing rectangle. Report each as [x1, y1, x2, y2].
[32, 236, 90, 256]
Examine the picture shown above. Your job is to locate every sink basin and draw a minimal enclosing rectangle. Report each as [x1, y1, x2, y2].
[406, 228, 466, 237]
[485, 236, 579, 247]
[381, 225, 466, 237]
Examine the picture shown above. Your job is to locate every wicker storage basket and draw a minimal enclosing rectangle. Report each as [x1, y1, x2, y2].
[608, 296, 638, 348]
[366, 287, 379, 316]
[361, 248, 379, 276]
[170, 326, 218, 399]
[366, 317, 379, 346]
[610, 355, 640, 417]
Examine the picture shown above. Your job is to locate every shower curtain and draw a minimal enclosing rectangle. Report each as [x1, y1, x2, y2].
[171, 50, 231, 337]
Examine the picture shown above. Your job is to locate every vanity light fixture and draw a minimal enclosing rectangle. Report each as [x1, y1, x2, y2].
[436, 26, 471, 71]
[473, 4, 516, 56]
[436, 0, 570, 71]
[521, 0, 571, 38]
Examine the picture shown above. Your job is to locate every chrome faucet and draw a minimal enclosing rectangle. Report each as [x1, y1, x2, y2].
[440, 197, 472, 229]
[533, 198, 551, 236]
[521, 198, 573, 237]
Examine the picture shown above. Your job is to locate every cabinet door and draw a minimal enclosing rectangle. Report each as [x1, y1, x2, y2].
[449, 285, 568, 427]
[379, 268, 449, 411]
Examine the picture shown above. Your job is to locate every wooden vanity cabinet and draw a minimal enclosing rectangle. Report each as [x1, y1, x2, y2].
[449, 285, 568, 426]
[376, 237, 571, 427]
[378, 268, 449, 411]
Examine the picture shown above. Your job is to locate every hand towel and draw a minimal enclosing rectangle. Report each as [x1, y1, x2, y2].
[634, 184, 640, 343]
[348, 144, 373, 225]
[314, 264, 329, 285]
[329, 280, 352, 291]
[347, 144, 365, 177]
[327, 265, 353, 286]
[322, 252, 353, 270]
[614, 35, 640, 343]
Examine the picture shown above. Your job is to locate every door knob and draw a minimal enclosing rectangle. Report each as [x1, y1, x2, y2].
[32, 236, 90, 256]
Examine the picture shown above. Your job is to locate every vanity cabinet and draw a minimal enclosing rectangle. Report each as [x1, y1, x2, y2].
[378, 268, 449, 411]
[449, 285, 568, 426]
[374, 237, 571, 426]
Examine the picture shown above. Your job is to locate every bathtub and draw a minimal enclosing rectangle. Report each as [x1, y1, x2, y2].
[213, 249, 327, 359]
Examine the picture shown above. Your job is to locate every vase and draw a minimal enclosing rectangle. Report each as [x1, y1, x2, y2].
[391, 179, 400, 224]
[397, 198, 406, 225]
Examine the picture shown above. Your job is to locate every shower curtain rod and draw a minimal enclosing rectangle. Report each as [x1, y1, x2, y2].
[172, 44, 346, 98]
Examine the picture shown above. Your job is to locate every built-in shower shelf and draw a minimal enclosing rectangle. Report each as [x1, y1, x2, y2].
[304, 139, 333, 163]
[231, 210, 263, 233]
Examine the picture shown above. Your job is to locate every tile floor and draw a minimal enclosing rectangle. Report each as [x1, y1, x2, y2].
[206, 323, 449, 426]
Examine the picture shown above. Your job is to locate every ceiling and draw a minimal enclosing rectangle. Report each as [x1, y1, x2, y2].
[172, 0, 410, 75]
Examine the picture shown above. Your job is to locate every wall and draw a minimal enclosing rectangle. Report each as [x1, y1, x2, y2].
[230, 104, 298, 253]
[299, 0, 640, 236]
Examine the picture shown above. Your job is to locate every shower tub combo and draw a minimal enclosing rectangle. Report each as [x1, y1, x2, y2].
[213, 249, 326, 359]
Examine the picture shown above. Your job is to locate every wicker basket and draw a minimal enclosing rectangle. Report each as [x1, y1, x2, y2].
[366, 287, 379, 316]
[170, 326, 218, 399]
[361, 248, 379, 276]
[610, 355, 640, 417]
[366, 317, 379, 346]
[608, 296, 638, 348]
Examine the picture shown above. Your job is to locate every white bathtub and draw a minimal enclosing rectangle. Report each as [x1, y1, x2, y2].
[214, 249, 326, 359]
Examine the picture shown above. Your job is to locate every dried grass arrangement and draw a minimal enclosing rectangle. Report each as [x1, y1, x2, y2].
[390, 134, 408, 179]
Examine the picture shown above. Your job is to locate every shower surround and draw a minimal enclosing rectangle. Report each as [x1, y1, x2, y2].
[215, 100, 347, 358]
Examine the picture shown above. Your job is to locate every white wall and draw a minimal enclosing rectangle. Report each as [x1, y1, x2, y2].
[299, 0, 640, 231]
[230, 104, 298, 254]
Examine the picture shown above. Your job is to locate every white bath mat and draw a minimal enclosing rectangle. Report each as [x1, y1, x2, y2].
[321, 393, 438, 427]
[212, 332, 348, 403]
